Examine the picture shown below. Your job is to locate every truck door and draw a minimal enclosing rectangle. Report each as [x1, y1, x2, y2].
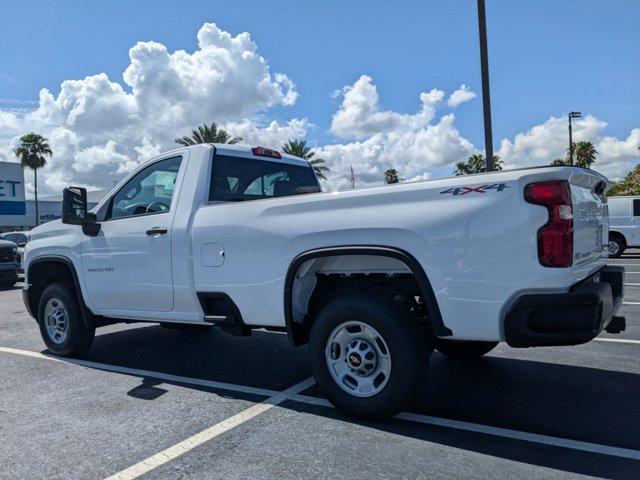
[632, 199, 640, 246]
[81, 155, 183, 312]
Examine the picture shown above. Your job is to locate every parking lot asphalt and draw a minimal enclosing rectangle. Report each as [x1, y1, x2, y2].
[2, 253, 640, 479]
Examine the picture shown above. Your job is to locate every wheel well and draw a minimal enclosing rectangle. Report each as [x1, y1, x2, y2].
[26, 259, 86, 324]
[284, 247, 450, 346]
[609, 231, 626, 247]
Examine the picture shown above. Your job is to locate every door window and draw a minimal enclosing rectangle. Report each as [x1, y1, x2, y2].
[633, 199, 640, 216]
[107, 156, 182, 220]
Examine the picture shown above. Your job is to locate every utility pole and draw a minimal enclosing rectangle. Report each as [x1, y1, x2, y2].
[477, 0, 494, 172]
[568, 111, 581, 165]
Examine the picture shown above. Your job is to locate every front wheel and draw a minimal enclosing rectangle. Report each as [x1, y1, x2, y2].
[309, 295, 431, 420]
[38, 282, 95, 357]
[435, 340, 498, 359]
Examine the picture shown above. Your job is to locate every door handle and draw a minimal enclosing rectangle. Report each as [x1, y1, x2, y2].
[146, 227, 167, 236]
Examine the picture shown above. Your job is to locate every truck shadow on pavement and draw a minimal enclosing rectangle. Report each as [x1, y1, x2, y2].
[51, 324, 640, 480]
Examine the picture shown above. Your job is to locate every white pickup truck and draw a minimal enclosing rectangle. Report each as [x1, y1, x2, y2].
[22, 144, 625, 419]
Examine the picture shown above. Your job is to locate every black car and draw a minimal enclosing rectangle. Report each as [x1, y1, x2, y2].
[0, 239, 19, 288]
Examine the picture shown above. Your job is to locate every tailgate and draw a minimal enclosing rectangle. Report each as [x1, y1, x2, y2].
[569, 170, 609, 268]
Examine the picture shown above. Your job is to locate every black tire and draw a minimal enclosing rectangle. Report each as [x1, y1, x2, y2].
[309, 295, 432, 420]
[608, 234, 625, 258]
[435, 340, 498, 359]
[38, 281, 95, 357]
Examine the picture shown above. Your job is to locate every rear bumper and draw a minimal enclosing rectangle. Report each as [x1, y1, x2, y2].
[505, 266, 624, 347]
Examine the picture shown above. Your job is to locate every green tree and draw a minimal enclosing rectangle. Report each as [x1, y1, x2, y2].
[608, 164, 640, 196]
[175, 122, 242, 146]
[550, 158, 569, 166]
[14, 133, 52, 226]
[454, 154, 503, 175]
[282, 139, 329, 180]
[384, 168, 400, 184]
[571, 141, 597, 168]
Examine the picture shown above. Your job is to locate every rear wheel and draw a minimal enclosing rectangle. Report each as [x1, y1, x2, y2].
[38, 282, 95, 356]
[608, 235, 625, 258]
[435, 340, 498, 359]
[309, 295, 431, 420]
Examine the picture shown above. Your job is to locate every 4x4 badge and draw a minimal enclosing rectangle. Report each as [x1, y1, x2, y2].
[440, 183, 509, 196]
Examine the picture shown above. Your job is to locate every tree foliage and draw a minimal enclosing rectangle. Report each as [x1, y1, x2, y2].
[175, 122, 242, 146]
[14, 133, 52, 226]
[282, 139, 329, 180]
[551, 141, 598, 168]
[608, 164, 640, 196]
[454, 154, 503, 175]
[384, 168, 400, 184]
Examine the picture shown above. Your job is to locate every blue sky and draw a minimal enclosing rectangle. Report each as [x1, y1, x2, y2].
[0, 0, 638, 192]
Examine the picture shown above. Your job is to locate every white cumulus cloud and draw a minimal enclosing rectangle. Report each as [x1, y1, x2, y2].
[0, 22, 302, 195]
[447, 84, 476, 108]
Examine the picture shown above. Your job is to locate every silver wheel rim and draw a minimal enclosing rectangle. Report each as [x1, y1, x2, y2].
[608, 240, 619, 255]
[325, 321, 391, 398]
[44, 297, 69, 345]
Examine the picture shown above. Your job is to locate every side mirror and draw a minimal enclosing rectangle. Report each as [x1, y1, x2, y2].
[62, 187, 101, 236]
[62, 187, 87, 225]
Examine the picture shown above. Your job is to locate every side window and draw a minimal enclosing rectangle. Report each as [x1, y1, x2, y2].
[633, 199, 640, 217]
[107, 156, 182, 220]
[209, 155, 320, 202]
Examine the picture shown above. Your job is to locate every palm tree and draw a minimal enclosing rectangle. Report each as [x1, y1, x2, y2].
[550, 158, 568, 166]
[454, 154, 503, 175]
[175, 122, 242, 146]
[384, 168, 400, 184]
[14, 133, 52, 226]
[282, 139, 329, 180]
[570, 141, 597, 168]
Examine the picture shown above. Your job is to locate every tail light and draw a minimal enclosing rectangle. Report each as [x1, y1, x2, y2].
[524, 180, 573, 268]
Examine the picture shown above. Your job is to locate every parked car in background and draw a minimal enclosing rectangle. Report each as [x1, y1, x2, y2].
[0, 239, 19, 288]
[607, 196, 640, 258]
[0, 231, 28, 271]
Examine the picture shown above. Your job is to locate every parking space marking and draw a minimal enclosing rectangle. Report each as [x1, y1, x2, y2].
[289, 394, 640, 461]
[4, 344, 640, 474]
[0, 346, 279, 398]
[623, 301, 640, 305]
[624, 283, 640, 287]
[104, 377, 315, 480]
[595, 338, 640, 345]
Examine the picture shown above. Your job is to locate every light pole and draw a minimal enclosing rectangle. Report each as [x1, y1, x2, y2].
[568, 111, 581, 165]
[477, 0, 494, 172]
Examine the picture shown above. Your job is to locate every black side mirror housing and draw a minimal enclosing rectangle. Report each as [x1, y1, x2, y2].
[62, 187, 87, 225]
[62, 187, 101, 236]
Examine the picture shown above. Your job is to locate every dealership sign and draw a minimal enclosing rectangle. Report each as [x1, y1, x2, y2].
[0, 162, 28, 226]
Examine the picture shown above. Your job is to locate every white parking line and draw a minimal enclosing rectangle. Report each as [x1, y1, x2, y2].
[3, 345, 640, 470]
[289, 393, 640, 461]
[623, 301, 640, 305]
[105, 377, 315, 480]
[624, 283, 640, 287]
[0, 346, 278, 398]
[595, 338, 640, 345]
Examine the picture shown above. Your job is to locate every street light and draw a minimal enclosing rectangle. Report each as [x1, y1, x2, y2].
[568, 111, 581, 165]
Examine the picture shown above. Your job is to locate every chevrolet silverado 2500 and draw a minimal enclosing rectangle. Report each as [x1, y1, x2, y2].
[22, 144, 625, 419]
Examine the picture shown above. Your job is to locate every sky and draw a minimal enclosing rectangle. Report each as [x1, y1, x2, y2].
[0, 0, 638, 195]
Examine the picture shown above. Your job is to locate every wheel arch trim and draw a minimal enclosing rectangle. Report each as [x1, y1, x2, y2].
[25, 255, 94, 326]
[283, 245, 452, 346]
